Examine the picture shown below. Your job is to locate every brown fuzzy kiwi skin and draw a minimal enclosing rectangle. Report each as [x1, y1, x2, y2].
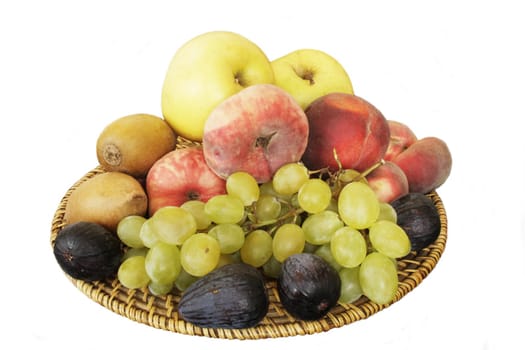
[64, 172, 148, 232]
[96, 113, 177, 178]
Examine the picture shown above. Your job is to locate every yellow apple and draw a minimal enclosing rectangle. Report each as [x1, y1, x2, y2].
[271, 49, 354, 109]
[161, 31, 274, 141]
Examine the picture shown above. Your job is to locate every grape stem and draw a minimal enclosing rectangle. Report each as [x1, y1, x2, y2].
[244, 199, 304, 233]
[243, 153, 385, 234]
[352, 159, 385, 180]
[332, 148, 385, 179]
[330, 148, 385, 198]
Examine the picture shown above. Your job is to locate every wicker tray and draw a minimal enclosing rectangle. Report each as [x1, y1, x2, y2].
[50, 165, 447, 340]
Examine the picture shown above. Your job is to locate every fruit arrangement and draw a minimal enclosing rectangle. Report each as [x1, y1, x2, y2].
[51, 31, 451, 337]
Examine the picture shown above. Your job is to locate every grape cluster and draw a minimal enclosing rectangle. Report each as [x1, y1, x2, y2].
[116, 161, 411, 304]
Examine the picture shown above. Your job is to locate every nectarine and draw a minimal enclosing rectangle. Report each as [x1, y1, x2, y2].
[384, 120, 418, 161]
[301, 93, 390, 172]
[366, 161, 409, 203]
[392, 136, 452, 194]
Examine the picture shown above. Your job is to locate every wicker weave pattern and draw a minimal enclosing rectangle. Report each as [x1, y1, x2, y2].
[50, 166, 447, 339]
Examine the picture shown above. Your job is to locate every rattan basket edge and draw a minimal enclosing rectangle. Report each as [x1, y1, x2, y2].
[50, 166, 447, 340]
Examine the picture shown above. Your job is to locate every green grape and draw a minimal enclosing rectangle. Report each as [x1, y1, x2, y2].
[254, 194, 281, 222]
[229, 250, 242, 264]
[180, 233, 220, 277]
[226, 171, 260, 206]
[139, 218, 159, 248]
[145, 241, 181, 285]
[240, 229, 273, 267]
[272, 223, 305, 262]
[325, 198, 339, 213]
[180, 200, 212, 230]
[289, 192, 300, 208]
[298, 178, 332, 214]
[238, 210, 248, 225]
[151, 206, 197, 245]
[330, 226, 367, 268]
[303, 242, 319, 254]
[339, 267, 363, 303]
[338, 182, 380, 229]
[117, 215, 147, 248]
[117, 255, 150, 289]
[314, 243, 342, 271]
[148, 281, 174, 296]
[122, 247, 149, 261]
[377, 202, 397, 223]
[338, 169, 368, 184]
[272, 162, 309, 195]
[208, 223, 245, 254]
[368, 220, 411, 258]
[302, 210, 344, 245]
[216, 253, 236, 268]
[359, 252, 399, 304]
[204, 194, 245, 224]
[259, 181, 291, 201]
[262, 256, 282, 279]
[174, 268, 199, 292]
[278, 204, 302, 226]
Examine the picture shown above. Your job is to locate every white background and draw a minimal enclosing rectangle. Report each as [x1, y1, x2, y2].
[1, 1, 524, 349]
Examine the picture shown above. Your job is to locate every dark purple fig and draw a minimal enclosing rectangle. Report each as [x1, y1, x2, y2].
[53, 221, 123, 281]
[178, 263, 268, 329]
[391, 192, 441, 251]
[278, 253, 341, 321]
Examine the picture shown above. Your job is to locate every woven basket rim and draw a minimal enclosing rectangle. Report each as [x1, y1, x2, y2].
[50, 165, 448, 340]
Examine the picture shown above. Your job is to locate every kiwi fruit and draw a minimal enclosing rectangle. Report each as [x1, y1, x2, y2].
[64, 172, 148, 232]
[96, 113, 177, 178]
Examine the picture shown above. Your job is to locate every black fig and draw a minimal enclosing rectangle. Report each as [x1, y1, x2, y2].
[391, 192, 441, 251]
[278, 253, 341, 321]
[178, 263, 269, 329]
[53, 221, 123, 281]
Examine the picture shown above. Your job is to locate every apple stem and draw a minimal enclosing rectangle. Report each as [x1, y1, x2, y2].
[234, 72, 246, 87]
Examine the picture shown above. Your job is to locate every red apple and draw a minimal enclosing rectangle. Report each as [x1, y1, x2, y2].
[366, 161, 409, 203]
[384, 120, 418, 161]
[301, 93, 390, 172]
[146, 147, 227, 216]
[202, 84, 309, 183]
[392, 136, 452, 194]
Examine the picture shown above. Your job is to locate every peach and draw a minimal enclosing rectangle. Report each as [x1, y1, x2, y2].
[301, 93, 390, 172]
[202, 84, 309, 183]
[384, 120, 418, 161]
[392, 136, 452, 194]
[366, 161, 409, 203]
[146, 147, 227, 216]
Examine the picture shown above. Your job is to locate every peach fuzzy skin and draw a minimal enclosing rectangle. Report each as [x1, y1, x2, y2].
[202, 84, 309, 183]
[302, 93, 390, 172]
[384, 120, 418, 161]
[366, 161, 409, 203]
[393, 136, 452, 194]
[146, 147, 226, 216]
